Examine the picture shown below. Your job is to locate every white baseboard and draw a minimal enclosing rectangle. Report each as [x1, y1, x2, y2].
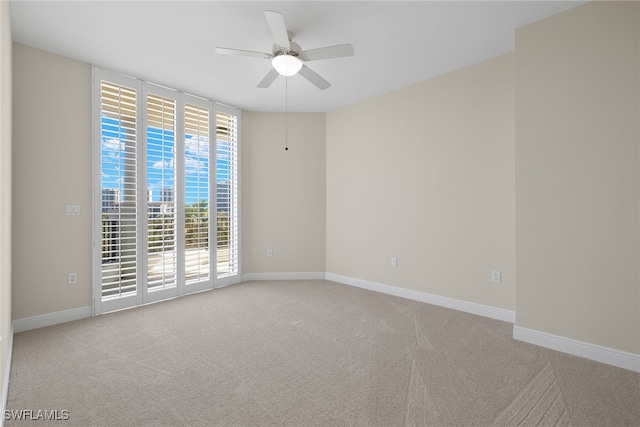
[325, 273, 516, 323]
[13, 306, 92, 333]
[513, 326, 640, 373]
[242, 272, 326, 282]
[1, 324, 13, 427]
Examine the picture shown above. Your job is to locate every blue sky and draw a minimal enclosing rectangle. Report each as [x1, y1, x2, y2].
[101, 116, 230, 205]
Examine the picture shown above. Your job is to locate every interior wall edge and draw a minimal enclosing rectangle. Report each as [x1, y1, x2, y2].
[0, 323, 12, 427]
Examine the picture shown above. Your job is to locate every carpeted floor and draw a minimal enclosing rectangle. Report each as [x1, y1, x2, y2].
[5, 280, 640, 426]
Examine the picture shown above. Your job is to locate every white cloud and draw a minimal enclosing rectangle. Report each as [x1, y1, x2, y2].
[102, 138, 125, 151]
[185, 135, 209, 157]
[152, 159, 175, 170]
[185, 156, 205, 174]
[148, 182, 162, 191]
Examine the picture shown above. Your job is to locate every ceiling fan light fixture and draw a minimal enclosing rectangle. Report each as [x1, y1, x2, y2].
[272, 54, 302, 76]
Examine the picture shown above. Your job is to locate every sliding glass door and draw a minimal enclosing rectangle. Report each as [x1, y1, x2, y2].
[94, 68, 240, 314]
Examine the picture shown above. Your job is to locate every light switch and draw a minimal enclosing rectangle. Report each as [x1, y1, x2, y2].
[66, 205, 80, 216]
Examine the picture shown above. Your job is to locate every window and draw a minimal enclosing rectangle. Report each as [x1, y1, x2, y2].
[93, 68, 241, 314]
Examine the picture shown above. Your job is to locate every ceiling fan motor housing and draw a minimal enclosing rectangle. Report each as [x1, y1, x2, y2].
[273, 41, 302, 58]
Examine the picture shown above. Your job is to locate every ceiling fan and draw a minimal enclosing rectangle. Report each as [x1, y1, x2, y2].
[215, 10, 355, 90]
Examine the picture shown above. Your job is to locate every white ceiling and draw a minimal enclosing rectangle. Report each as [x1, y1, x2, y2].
[10, 1, 585, 112]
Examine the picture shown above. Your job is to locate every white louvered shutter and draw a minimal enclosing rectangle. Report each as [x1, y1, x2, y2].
[184, 103, 210, 284]
[216, 110, 239, 278]
[100, 81, 138, 300]
[146, 93, 177, 291]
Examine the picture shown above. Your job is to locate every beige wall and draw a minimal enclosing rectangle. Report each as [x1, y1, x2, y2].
[242, 112, 326, 274]
[1, 0, 12, 403]
[326, 54, 516, 310]
[11, 48, 328, 320]
[515, 1, 640, 353]
[8, 1, 639, 363]
[12, 44, 92, 319]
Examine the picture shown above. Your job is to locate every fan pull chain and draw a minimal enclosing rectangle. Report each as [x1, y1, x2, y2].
[285, 76, 289, 151]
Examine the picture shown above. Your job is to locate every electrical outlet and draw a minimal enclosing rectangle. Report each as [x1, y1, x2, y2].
[391, 257, 397, 267]
[68, 273, 78, 284]
[267, 249, 273, 257]
[491, 271, 501, 283]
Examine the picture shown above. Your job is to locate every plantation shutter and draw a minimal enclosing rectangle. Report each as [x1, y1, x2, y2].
[216, 109, 239, 278]
[184, 102, 211, 284]
[146, 93, 177, 291]
[100, 81, 138, 300]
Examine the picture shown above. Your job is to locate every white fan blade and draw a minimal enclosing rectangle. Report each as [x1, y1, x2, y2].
[301, 43, 354, 61]
[298, 65, 330, 90]
[215, 47, 273, 59]
[264, 10, 291, 50]
[257, 68, 280, 88]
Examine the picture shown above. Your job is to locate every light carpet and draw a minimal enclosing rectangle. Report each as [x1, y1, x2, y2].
[5, 280, 640, 426]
